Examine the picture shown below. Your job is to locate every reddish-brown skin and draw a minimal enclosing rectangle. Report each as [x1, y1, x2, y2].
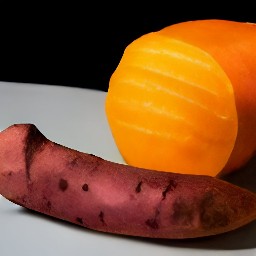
[1, 123, 256, 239]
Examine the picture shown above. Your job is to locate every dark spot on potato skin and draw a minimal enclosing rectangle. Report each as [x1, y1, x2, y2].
[1, 171, 13, 177]
[82, 183, 89, 191]
[171, 190, 232, 229]
[76, 217, 83, 224]
[171, 198, 195, 226]
[162, 180, 177, 199]
[47, 201, 52, 210]
[200, 190, 231, 229]
[99, 211, 106, 225]
[68, 157, 79, 168]
[135, 181, 142, 193]
[145, 218, 159, 229]
[76, 217, 88, 227]
[42, 196, 52, 210]
[145, 207, 160, 229]
[59, 178, 68, 191]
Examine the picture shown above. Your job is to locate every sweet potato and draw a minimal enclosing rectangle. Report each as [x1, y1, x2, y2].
[159, 19, 256, 176]
[105, 19, 256, 177]
[1, 123, 256, 239]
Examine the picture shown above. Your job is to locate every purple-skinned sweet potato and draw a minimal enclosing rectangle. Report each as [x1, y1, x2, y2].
[1, 123, 256, 239]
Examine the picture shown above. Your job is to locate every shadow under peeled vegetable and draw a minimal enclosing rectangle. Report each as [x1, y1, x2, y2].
[221, 155, 256, 193]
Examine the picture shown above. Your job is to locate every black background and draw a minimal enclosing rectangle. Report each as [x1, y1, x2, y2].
[0, 2, 255, 92]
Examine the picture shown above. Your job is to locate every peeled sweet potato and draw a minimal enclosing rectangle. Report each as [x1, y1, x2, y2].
[1, 123, 256, 239]
[105, 19, 256, 177]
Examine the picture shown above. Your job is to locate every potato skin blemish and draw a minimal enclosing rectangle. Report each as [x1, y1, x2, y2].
[59, 178, 68, 191]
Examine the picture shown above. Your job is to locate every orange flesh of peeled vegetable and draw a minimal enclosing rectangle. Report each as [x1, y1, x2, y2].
[158, 19, 256, 175]
[105, 24, 238, 177]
